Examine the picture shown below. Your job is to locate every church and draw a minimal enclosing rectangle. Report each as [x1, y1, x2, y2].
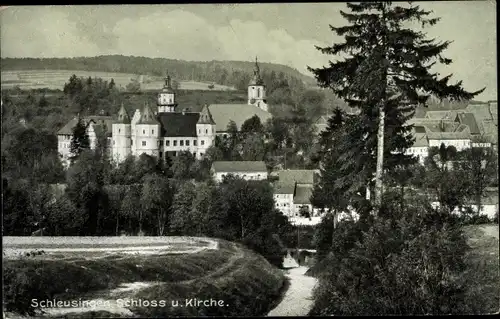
[57, 58, 272, 165]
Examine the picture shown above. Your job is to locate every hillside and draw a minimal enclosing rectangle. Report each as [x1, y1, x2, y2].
[3, 238, 286, 317]
[0, 55, 317, 89]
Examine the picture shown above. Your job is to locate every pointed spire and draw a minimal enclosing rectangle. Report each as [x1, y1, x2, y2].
[250, 56, 263, 86]
[162, 71, 175, 93]
[138, 101, 158, 125]
[117, 103, 131, 124]
[197, 104, 216, 125]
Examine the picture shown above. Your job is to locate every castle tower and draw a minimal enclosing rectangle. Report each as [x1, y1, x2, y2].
[134, 102, 160, 158]
[112, 103, 132, 163]
[248, 57, 268, 112]
[157, 73, 177, 113]
[196, 104, 216, 159]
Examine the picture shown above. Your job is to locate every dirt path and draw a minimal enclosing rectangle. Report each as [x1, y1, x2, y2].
[267, 266, 317, 317]
[480, 225, 499, 239]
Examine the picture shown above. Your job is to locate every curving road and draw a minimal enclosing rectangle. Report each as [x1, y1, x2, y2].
[267, 266, 317, 317]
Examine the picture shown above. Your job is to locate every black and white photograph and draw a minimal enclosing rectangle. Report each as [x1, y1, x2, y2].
[1, 2, 498, 317]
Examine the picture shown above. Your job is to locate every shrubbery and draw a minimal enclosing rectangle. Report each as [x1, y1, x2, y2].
[310, 192, 470, 315]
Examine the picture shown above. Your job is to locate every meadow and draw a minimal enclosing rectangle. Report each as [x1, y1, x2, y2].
[0, 70, 236, 91]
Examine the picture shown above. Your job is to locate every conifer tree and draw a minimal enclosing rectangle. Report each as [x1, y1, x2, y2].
[308, 2, 484, 215]
[69, 117, 90, 163]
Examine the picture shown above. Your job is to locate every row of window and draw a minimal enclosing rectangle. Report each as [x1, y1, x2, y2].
[113, 139, 207, 147]
[159, 139, 205, 147]
[275, 203, 289, 207]
[117, 128, 215, 136]
[275, 194, 292, 198]
[158, 151, 204, 158]
[220, 173, 263, 180]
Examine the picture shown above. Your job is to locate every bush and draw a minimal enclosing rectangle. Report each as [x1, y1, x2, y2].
[309, 194, 470, 315]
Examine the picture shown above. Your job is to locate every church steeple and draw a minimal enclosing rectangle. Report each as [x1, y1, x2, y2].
[249, 56, 264, 86]
[157, 71, 177, 113]
[247, 57, 267, 112]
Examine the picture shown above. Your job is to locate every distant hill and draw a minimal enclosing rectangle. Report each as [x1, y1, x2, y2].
[0, 55, 317, 90]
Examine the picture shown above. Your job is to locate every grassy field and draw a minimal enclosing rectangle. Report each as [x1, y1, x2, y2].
[461, 225, 499, 314]
[3, 239, 285, 318]
[0, 70, 236, 91]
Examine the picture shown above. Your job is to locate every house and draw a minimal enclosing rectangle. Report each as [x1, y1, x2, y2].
[272, 169, 320, 218]
[211, 161, 268, 183]
[57, 115, 114, 165]
[425, 122, 471, 151]
[431, 189, 499, 220]
[57, 58, 273, 166]
[405, 126, 429, 164]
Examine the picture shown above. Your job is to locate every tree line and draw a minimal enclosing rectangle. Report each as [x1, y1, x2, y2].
[1, 55, 314, 89]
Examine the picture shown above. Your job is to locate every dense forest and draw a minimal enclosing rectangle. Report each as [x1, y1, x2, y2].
[0, 56, 317, 90]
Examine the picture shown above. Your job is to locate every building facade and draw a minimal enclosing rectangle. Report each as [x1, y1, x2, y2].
[211, 161, 268, 183]
[58, 59, 272, 165]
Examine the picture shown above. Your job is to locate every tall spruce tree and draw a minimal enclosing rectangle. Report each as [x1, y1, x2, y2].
[308, 2, 484, 215]
[69, 117, 90, 163]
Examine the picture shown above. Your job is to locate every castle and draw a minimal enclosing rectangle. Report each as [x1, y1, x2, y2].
[57, 58, 271, 165]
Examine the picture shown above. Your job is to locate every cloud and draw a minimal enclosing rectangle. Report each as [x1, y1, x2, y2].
[1, 7, 330, 75]
[109, 9, 331, 74]
[1, 7, 102, 57]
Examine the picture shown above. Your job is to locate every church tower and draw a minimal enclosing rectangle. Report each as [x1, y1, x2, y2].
[248, 57, 268, 112]
[157, 73, 177, 113]
[196, 105, 216, 159]
[134, 102, 160, 158]
[112, 103, 132, 163]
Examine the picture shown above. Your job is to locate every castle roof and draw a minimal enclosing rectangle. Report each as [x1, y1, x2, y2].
[116, 103, 131, 124]
[211, 161, 267, 173]
[207, 104, 271, 132]
[197, 105, 216, 125]
[137, 103, 159, 125]
[57, 115, 114, 136]
[158, 112, 200, 137]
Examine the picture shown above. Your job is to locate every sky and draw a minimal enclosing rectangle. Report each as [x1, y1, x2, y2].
[0, 2, 497, 100]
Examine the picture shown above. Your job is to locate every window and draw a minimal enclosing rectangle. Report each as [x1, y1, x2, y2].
[186, 140, 190, 146]
[212, 128, 214, 134]
[159, 140, 163, 146]
[166, 140, 170, 146]
[142, 141, 146, 146]
[131, 139, 133, 146]
[159, 151, 162, 158]
[199, 152, 204, 157]
[113, 140, 116, 145]
[201, 140, 205, 146]
[205, 129, 208, 134]
[193, 152, 196, 157]
[198, 129, 201, 134]
[194, 140, 197, 146]
[257, 88, 261, 98]
[152, 129, 154, 134]
[257, 174, 261, 179]
[180, 140, 184, 146]
[173, 140, 177, 146]
[118, 129, 121, 134]
[143, 130, 145, 134]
